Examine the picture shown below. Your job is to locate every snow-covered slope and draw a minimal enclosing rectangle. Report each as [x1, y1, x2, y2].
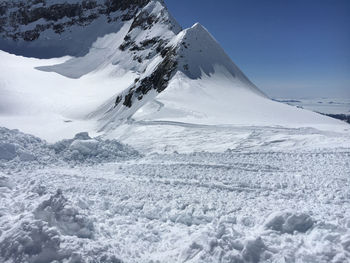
[0, 0, 348, 142]
[131, 23, 344, 129]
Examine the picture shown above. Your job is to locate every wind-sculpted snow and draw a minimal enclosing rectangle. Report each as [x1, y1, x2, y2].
[1, 127, 350, 262]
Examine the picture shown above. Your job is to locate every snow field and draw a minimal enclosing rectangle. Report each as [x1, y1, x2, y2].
[106, 120, 350, 153]
[1, 127, 350, 262]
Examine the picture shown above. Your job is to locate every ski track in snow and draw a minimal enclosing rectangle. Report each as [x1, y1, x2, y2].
[1, 127, 350, 262]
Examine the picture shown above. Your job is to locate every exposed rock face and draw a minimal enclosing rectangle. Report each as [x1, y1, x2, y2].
[0, 0, 152, 57]
[118, 46, 178, 108]
[0, 0, 150, 38]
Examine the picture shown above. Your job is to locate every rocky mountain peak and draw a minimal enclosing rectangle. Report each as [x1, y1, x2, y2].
[0, 0, 267, 130]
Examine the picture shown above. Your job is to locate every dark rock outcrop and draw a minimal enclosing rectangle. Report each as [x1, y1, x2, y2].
[0, 0, 152, 57]
[116, 46, 178, 108]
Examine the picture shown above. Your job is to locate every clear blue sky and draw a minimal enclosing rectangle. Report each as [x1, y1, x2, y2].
[165, 0, 350, 98]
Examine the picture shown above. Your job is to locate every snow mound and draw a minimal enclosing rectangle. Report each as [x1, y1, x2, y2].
[264, 211, 314, 234]
[241, 237, 267, 263]
[0, 127, 48, 162]
[50, 132, 140, 162]
[179, 220, 271, 262]
[69, 139, 99, 155]
[0, 175, 12, 189]
[0, 127, 140, 165]
[0, 218, 121, 263]
[0, 184, 124, 263]
[0, 219, 68, 263]
[35, 189, 94, 239]
[0, 140, 36, 162]
[0, 142, 16, 161]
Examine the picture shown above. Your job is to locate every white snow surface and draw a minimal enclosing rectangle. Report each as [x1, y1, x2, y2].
[1, 1, 350, 262]
[1, 127, 350, 262]
[132, 70, 348, 130]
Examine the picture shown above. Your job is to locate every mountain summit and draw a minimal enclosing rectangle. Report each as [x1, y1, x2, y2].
[0, 0, 346, 139]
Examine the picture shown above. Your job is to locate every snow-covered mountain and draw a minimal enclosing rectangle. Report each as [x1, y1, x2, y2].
[1, 2, 350, 262]
[0, 0, 348, 141]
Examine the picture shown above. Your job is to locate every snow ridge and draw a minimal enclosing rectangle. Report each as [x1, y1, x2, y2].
[174, 22, 266, 96]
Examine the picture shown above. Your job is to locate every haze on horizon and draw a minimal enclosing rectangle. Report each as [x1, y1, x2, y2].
[166, 0, 350, 99]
